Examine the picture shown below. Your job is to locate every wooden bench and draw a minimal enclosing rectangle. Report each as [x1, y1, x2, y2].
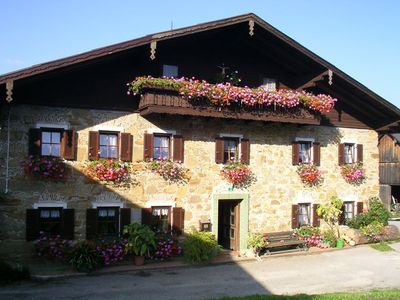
[262, 231, 307, 255]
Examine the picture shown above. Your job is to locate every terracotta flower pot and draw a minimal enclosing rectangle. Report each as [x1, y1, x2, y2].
[134, 255, 145, 266]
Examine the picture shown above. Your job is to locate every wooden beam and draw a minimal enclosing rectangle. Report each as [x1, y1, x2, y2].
[295, 70, 329, 90]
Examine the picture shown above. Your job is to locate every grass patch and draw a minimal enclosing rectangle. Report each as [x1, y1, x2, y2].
[216, 289, 400, 300]
[370, 242, 394, 252]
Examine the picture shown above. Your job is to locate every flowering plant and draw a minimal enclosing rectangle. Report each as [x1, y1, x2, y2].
[341, 162, 366, 185]
[152, 234, 182, 261]
[360, 221, 386, 242]
[127, 76, 337, 114]
[34, 233, 74, 262]
[296, 163, 323, 187]
[221, 161, 256, 189]
[95, 239, 127, 266]
[147, 159, 189, 184]
[20, 156, 67, 181]
[82, 159, 132, 187]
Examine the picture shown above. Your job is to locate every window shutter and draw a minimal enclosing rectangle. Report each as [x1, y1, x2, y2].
[312, 204, 320, 227]
[172, 207, 184, 235]
[173, 135, 184, 163]
[88, 131, 99, 161]
[240, 138, 250, 165]
[357, 144, 363, 162]
[338, 143, 345, 165]
[215, 137, 224, 164]
[120, 133, 133, 161]
[357, 202, 364, 215]
[26, 209, 40, 241]
[86, 209, 98, 240]
[338, 204, 345, 225]
[61, 209, 75, 240]
[143, 133, 153, 161]
[292, 142, 300, 165]
[313, 142, 321, 166]
[141, 208, 153, 226]
[61, 129, 76, 160]
[120, 208, 131, 234]
[291, 204, 299, 229]
[28, 128, 41, 156]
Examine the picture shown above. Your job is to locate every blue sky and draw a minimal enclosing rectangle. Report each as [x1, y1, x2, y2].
[1, 0, 399, 108]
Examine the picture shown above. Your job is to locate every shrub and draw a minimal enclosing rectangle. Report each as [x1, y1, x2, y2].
[183, 231, 220, 264]
[360, 221, 386, 243]
[34, 233, 74, 262]
[0, 259, 30, 283]
[247, 233, 268, 254]
[69, 241, 102, 272]
[123, 223, 156, 257]
[348, 197, 390, 229]
[322, 229, 337, 248]
[294, 226, 321, 238]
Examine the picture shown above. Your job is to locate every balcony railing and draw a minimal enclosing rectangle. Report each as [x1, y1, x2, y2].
[138, 87, 320, 125]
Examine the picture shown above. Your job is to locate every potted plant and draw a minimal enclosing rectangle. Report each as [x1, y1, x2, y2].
[316, 196, 344, 248]
[123, 223, 156, 266]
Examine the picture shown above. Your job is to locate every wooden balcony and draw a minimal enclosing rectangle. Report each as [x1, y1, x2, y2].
[138, 87, 320, 125]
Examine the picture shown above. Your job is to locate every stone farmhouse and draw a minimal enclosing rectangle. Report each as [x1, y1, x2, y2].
[1, 13, 399, 257]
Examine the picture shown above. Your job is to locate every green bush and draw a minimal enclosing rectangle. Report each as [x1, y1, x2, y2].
[294, 226, 321, 238]
[322, 229, 337, 248]
[247, 233, 268, 254]
[69, 241, 102, 272]
[0, 259, 30, 283]
[360, 221, 386, 242]
[348, 197, 390, 229]
[183, 231, 220, 264]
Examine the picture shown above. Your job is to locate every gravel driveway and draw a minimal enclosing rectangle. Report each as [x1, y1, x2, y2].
[1, 245, 400, 300]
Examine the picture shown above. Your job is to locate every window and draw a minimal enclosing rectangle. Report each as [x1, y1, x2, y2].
[99, 133, 118, 159]
[261, 78, 276, 92]
[153, 134, 171, 160]
[41, 130, 61, 157]
[151, 206, 171, 232]
[162, 65, 178, 78]
[298, 203, 311, 226]
[224, 137, 239, 163]
[97, 207, 119, 237]
[39, 207, 62, 235]
[299, 141, 312, 163]
[343, 202, 354, 222]
[344, 143, 356, 164]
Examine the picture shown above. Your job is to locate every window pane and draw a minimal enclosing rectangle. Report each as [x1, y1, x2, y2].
[99, 146, 108, 158]
[108, 135, 117, 146]
[51, 132, 60, 143]
[153, 137, 161, 148]
[41, 144, 51, 156]
[40, 210, 50, 218]
[160, 137, 169, 148]
[107, 209, 115, 217]
[98, 209, 107, 217]
[160, 149, 169, 159]
[99, 134, 107, 146]
[299, 142, 312, 163]
[109, 146, 118, 158]
[42, 132, 51, 143]
[51, 145, 60, 157]
[50, 210, 60, 218]
[162, 65, 178, 78]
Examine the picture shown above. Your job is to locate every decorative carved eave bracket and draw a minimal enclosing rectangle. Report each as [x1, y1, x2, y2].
[6, 80, 13, 103]
[248, 20, 255, 36]
[296, 69, 333, 90]
[150, 41, 157, 60]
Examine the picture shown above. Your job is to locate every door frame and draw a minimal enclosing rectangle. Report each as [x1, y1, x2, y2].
[212, 192, 249, 251]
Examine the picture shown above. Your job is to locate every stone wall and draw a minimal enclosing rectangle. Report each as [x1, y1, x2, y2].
[0, 105, 379, 255]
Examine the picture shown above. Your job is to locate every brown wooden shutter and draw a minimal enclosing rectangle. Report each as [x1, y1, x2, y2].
[291, 204, 299, 229]
[86, 209, 98, 240]
[141, 208, 153, 226]
[173, 135, 184, 162]
[312, 204, 320, 227]
[120, 208, 131, 234]
[292, 142, 300, 165]
[172, 207, 184, 235]
[357, 202, 364, 215]
[215, 137, 224, 164]
[120, 133, 132, 161]
[313, 142, 321, 166]
[338, 204, 345, 225]
[26, 209, 40, 241]
[61, 129, 76, 160]
[241, 138, 250, 165]
[143, 133, 153, 161]
[357, 144, 363, 162]
[338, 143, 345, 165]
[61, 209, 75, 240]
[28, 128, 41, 157]
[88, 131, 99, 161]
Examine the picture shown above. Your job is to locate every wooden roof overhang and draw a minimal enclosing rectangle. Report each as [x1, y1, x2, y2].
[138, 87, 320, 125]
[1, 13, 399, 130]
